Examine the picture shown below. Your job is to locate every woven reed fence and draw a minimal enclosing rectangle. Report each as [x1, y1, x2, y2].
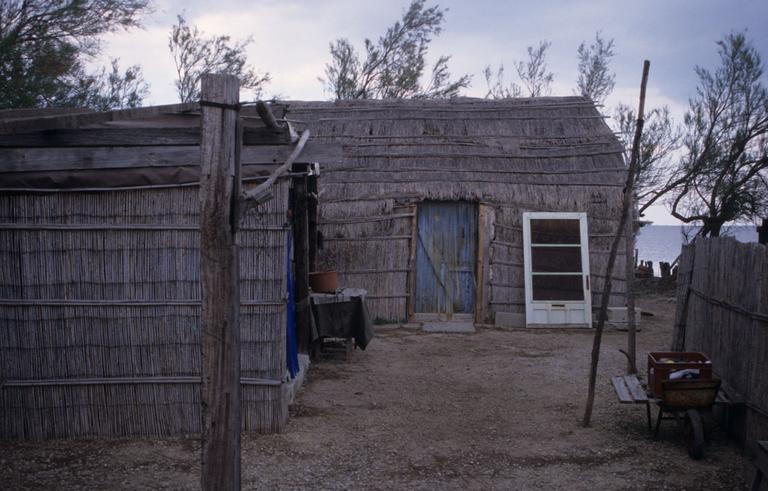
[0, 179, 290, 439]
[287, 97, 628, 323]
[673, 237, 768, 453]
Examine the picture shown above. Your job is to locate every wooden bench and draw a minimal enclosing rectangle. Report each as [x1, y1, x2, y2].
[752, 441, 768, 491]
[612, 374, 652, 430]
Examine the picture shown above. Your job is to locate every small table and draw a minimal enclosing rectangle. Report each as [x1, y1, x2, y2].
[310, 288, 374, 362]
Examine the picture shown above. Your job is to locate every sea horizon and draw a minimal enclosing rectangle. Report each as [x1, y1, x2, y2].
[635, 224, 759, 274]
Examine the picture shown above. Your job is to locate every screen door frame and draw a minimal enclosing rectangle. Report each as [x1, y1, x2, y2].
[522, 212, 592, 327]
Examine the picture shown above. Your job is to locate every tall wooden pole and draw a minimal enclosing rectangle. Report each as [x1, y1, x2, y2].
[199, 73, 241, 490]
[582, 61, 649, 427]
[626, 189, 638, 374]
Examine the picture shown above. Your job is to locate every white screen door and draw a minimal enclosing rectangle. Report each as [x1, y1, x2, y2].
[523, 212, 591, 327]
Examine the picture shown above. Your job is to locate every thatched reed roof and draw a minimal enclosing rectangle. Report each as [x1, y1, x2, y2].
[279, 96, 626, 194]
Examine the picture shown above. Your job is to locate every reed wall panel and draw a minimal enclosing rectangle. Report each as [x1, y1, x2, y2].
[320, 199, 400, 218]
[0, 383, 283, 440]
[320, 216, 412, 238]
[675, 238, 768, 451]
[0, 179, 291, 439]
[364, 297, 407, 322]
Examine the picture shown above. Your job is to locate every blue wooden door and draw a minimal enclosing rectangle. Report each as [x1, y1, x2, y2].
[415, 201, 478, 315]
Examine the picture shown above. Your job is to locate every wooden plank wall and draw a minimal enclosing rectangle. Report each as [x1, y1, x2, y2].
[0, 180, 290, 439]
[674, 237, 768, 453]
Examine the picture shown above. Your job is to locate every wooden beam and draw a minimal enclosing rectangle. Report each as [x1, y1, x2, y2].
[0, 107, 93, 119]
[199, 74, 241, 491]
[256, 101, 281, 129]
[0, 102, 199, 134]
[0, 126, 290, 147]
[240, 130, 310, 206]
[292, 167, 312, 354]
[0, 141, 338, 172]
[406, 204, 418, 321]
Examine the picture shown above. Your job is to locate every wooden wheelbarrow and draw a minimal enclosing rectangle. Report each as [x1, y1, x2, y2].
[653, 378, 721, 460]
[613, 375, 721, 460]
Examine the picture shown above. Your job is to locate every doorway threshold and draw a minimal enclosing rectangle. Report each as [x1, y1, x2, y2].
[421, 321, 476, 333]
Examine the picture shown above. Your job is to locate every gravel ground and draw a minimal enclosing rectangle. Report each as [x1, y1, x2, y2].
[0, 293, 751, 490]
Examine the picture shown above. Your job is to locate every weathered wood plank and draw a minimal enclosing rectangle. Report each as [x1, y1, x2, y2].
[0, 102, 199, 134]
[612, 376, 633, 403]
[406, 204, 418, 320]
[0, 126, 290, 147]
[256, 101, 281, 130]
[199, 74, 241, 491]
[624, 374, 648, 402]
[0, 142, 340, 172]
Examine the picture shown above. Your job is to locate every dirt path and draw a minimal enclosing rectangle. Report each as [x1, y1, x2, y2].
[1, 294, 750, 489]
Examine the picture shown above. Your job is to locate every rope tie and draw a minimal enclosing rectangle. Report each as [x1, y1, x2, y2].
[198, 100, 241, 111]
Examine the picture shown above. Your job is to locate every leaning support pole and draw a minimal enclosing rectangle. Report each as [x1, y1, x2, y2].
[582, 60, 649, 427]
[199, 73, 241, 490]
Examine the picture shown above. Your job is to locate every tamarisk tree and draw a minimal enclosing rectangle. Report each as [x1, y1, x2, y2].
[0, 0, 151, 109]
[576, 32, 615, 105]
[670, 32, 768, 236]
[169, 15, 270, 103]
[321, 0, 470, 99]
[484, 41, 553, 98]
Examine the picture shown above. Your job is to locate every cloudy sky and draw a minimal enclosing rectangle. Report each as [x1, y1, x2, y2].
[95, 0, 768, 224]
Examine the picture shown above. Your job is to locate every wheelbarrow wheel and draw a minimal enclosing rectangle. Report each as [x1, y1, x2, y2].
[684, 409, 705, 460]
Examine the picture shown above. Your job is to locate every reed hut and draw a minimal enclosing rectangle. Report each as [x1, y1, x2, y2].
[0, 103, 329, 439]
[281, 97, 628, 327]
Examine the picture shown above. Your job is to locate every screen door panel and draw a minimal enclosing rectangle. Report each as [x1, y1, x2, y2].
[523, 213, 591, 326]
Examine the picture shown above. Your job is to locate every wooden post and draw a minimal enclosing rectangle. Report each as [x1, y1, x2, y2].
[474, 204, 487, 325]
[406, 204, 418, 321]
[308, 172, 319, 272]
[199, 73, 241, 491]
[671, 244, 695, 351]
[582, 60, 649, 427]
[626, 198, 638, 374]
[758, 219, 768, 245]
[293, 165, 311, 353]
